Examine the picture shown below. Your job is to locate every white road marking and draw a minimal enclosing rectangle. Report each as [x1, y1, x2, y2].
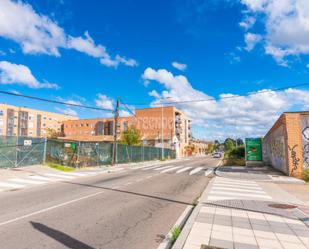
[146, 175, 153, 179]
[60, 172, 88, 176]
[8, 178, 45, 185]
[214, 180, 259, 187]
[205, 168, 213, 176]
[27, 175, 58, 182]
[154, 165, 174, 171]
[160, 166, 182, 173]
[0, 191, 105, 227]
[211, 183, 262, 190]
[212, 187, 265, 194]
[44, 173, 75, 179]
[209, 190, 271, 199]
[206, 177, 272, 201]
[0, 182, 25, 189]
[189, 167, 203, 175]
[142, 165, 163, 170]
[176, 167, 192, 173]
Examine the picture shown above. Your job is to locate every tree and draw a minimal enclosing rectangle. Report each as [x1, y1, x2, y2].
[45, 128, 62, 139]
[224, 138, 235, 151]
[236, 138, 244, 146]
[207, 143, 215, 154]
[120, 125, 142, 146]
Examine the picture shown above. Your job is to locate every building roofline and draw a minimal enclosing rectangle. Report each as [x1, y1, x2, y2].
[0, 102, 77, 118]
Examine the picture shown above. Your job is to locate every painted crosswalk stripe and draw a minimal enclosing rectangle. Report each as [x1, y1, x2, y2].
[27, 175, 59, 182]
[215, 181, 258, 187]
[215, 180, 258, 186]
[205, 169, 213, 176]
[189, 167, 203, 175]
[143, 165, 163, 170]
[44, 173, 75, 179]
[209, 190, 271, 199]
[160, 166, 182, 173]
[154, 165, 174, 171]
[8, 178, 45, 185]
[212, 183, 262, 190]
[176, 167, 192, 173]
[60, 172, 88, 177]
[0, 182, 25, 188]
[212, 187, 265, 194]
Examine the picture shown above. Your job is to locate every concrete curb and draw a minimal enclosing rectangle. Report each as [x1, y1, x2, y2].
[157, 205, 194, 249]
[172, 178, 216, 249]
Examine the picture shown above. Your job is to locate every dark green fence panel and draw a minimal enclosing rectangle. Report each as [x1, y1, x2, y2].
[0, 136, 175, 168]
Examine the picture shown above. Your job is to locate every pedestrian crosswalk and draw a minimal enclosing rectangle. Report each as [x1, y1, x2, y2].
[206, 177, 272, 201]
[141, 164, 212, 176]
[0, 170, 109, 192]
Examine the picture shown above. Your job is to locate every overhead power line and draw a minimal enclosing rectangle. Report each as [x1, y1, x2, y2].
[123, 82, 309, 106]
[0, 90, 114, 112]
[119, 100, 136, 117]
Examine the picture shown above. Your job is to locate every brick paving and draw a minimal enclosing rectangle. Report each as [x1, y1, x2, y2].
[180, 176, 309, 249]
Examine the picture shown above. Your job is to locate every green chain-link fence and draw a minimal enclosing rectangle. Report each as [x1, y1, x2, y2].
[0, 136, 175, 168]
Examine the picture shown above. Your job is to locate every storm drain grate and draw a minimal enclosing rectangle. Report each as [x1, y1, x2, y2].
[268, 203, 297, 209]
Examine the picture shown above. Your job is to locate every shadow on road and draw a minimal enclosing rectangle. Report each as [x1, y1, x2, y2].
[66, 181, 195, 206]
[30, 221, 95, 249]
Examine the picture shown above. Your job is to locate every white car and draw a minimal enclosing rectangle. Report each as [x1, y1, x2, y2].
[212, 152, 221, 158]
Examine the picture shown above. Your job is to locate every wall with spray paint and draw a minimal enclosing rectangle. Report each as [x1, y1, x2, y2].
[301, 115, 309, 170]
[263, 124, 287, 174]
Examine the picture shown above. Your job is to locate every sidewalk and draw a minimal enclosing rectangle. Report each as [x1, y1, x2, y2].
[175, 167, 309, 249]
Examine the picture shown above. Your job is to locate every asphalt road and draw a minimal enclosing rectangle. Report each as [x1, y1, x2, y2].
[0, 156, 220, 249]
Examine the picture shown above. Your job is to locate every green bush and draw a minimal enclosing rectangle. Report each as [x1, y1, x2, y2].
[171, 226, 181, 243]
[304, 170, 309, 182]
[228, 146, 245, 159]
[47, 163, 75, 172]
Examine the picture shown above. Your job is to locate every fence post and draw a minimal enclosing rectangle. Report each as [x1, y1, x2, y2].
[15, 136, 18, 167]
[43, 137, 47, 164]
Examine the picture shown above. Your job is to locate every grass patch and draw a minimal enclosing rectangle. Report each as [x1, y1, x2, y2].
[304, 169, 309, 182]
[47, 163, 75, 172]
[224, 158, 246, 166]
[171, 226, 181, 243]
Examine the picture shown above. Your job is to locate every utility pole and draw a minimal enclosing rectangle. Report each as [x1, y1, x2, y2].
[112, 97, 120, 165]
[161, 103, 164, 159]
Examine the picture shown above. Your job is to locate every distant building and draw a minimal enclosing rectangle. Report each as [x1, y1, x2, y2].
[263, 112, 309, 179]
[61, 106, 192, 158]
[0, 103, 77, 137]
[188, 139, 210, 156]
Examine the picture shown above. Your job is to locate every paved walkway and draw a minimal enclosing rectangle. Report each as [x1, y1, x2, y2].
[177, 172, 309, 249]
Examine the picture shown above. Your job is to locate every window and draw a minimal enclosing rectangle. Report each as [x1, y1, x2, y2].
[28, 122, 34, 128]
[80, 123, 84, 127]
[123, 121, 128, 131]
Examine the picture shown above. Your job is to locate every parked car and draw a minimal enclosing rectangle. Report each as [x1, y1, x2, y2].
[212, 152, 221, 158]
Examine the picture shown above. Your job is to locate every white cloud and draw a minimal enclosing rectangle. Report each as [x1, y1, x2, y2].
[172, 61, 187, 71]
[239, 16, 256, 30]
[0, 61, 59, 89]
[0, 0, 66, 56]
[143, 67, 309, 140]
[56, 97, 82, 106]
[244, 33, 262, 51]
[240, 0, 309, 66]
[55, 107, 77, 116]
[67, 31, 107, 58]
[0, 0, 137, 68]
[95, 94, 114, 110]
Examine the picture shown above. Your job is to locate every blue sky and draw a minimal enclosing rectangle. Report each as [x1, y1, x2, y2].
[1, 0, 309, 140]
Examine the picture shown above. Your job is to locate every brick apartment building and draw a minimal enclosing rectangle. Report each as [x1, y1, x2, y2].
[62, 106, 192, 157]
[0, 104, 77, 137]
[263, 112, 309, 179]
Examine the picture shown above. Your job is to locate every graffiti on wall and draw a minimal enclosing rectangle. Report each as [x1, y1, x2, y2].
[270, 136, 287, 173]
[301, 115, 309, 170]
[288, 144, 301, 174]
